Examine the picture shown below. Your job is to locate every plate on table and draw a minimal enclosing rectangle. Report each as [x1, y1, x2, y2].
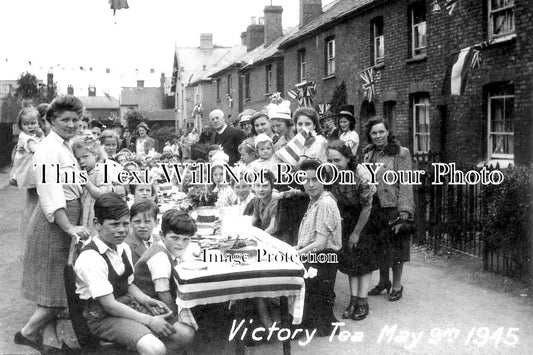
[178, 260, 208, 271]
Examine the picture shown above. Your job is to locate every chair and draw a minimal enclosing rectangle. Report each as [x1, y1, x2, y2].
[64, 239, 132, 354]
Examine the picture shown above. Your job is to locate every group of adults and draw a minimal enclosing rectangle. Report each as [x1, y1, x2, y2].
[15, 94, 414, 352]
[203, 102, 414, 329]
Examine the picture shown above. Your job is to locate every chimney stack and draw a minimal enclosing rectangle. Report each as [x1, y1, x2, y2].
[241, 31, 248, 46]
[88, 85, 96, 96]
[200, 33, 214, 50]
[47, 73, 53, 87]
[67, 85, 74, 95]
[246, 17, 265, 52]
[137, 80, 144, 88]
[299, 0, 322, 28]
[264, 6, 283, 47]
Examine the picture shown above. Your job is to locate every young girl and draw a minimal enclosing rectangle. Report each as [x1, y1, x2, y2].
[238, 138, 258, 167]
[100, 129, 121, 161]
[12, 108, 44, 236]
[250, 134, 277, 175]
[72, 136, 114, 235]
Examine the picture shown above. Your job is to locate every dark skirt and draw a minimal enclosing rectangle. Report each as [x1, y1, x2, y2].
[22, 199, 81, 307]
[374, 205, 411, 264]
[337, 200, 382, 277]
[301, 251, 338, 332]
[276, 195, 309, 246]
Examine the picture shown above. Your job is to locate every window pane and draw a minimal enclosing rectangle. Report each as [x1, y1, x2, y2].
[415, 22, 427, 48]
[375, 36, 384, 62]
[504, 97, 514, 132]
[491, 134, 513, 155]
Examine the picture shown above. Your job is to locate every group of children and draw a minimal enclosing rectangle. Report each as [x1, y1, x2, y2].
[75, 193, 197, 354]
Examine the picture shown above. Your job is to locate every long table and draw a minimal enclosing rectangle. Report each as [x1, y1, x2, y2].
[173, 226, 306, 355]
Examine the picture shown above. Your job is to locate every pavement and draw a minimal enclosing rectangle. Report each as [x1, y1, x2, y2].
[0, 171, 532, 355]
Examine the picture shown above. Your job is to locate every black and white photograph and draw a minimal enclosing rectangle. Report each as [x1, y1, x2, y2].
[0, 0, 532, 354]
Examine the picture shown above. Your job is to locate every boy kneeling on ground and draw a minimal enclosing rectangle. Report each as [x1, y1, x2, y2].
[134, 209, 199, 331]
[75, 193, 194, 355]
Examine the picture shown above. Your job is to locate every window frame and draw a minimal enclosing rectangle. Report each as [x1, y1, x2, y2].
[216, 78, 221, 101]
[265, 64, 273, 94]
[488, 0, 516, 41]
[372, 18, 384, 65]
[412, 94, 430, 153]
[297, 49, 307, 82]
[487, 89, 514, 160]
[244, 73, 250, 101]
[325, 38, 336, 76]
[410, 4, 427, 58]
[227, 74, 232, 96]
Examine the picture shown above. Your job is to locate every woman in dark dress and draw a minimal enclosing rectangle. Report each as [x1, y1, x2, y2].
[326, 140, 377, 320]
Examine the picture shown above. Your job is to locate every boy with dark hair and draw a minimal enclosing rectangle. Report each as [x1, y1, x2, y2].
[134, 209, 198, 331]
[75, 193, 194, 354]
[125, 200, 160, 265]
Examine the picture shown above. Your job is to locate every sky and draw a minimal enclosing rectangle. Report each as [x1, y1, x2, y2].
[0, 0, 335, 98]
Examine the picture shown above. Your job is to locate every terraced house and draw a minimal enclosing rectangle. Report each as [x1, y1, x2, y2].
[180, 0, 532, 166]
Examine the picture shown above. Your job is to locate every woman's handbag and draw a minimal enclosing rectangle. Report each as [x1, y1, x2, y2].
[389, 216, 416, 236]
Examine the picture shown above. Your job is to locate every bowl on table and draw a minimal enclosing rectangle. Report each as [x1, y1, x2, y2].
[196, 224, 215, 236]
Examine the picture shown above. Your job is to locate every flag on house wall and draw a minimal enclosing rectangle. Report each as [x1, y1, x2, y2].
[445, 0, 459, 15]
[359, 67, 375, 102]
[170, 51, 178, 94]
[442, 47, 475, 95]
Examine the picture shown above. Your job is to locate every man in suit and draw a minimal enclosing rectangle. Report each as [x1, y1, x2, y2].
[209, 109, 246, 165]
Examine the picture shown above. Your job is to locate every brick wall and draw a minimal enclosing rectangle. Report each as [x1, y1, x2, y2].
[281, 0, 532, 166]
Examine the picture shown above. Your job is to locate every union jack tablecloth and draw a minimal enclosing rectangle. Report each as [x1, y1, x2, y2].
[174, 227, 306, 324]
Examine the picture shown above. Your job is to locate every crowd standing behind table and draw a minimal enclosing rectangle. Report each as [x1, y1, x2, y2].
[12, 94, 414, 354]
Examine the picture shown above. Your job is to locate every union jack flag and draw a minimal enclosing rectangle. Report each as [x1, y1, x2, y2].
[287, 81, 316, 107]
[359, 68, 376, 102]
[444, 0, 459, 15]
[318, 103, 331, 116]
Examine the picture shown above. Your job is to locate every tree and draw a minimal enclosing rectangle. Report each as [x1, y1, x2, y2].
[15, 72, 57, 107]
[330, 80, 347, 114]
[124, 109, 147, 134]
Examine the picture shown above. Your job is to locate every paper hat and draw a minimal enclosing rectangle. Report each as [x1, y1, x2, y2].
[254, 133, 273, 148]
[267, 100, 292, 121]
[211, 150, 229, 166]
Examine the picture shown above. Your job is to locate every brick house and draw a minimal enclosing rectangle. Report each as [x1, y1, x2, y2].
[202, 6, 297, 126]
[187, 44, 247, 128]
[120, 76, 175, 127]
[278, 0, 532, 166]
[173, 34, 232, 131]
[78, 94, 120, 122]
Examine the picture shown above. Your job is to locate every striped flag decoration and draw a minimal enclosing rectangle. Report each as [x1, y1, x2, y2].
[444, 0, 459, 15]
[442, 47, 475, 95]
[275, 128, 316, 166]
[360, 67, 376, 102]
[287, 89, 298, 100]
[318, 103, 331, 116]
[287, 81, 316, 107]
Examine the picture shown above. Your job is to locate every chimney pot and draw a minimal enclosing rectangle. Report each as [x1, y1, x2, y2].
[200, 33, 213, 50]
